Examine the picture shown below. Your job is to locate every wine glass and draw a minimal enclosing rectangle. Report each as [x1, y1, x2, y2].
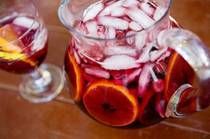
[0, 0, 64, 103]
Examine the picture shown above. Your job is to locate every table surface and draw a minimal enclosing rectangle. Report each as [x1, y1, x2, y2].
[0, 0, 210, 139]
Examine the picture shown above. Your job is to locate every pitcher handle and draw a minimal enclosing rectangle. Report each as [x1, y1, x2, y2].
[159, 28, 210, 118]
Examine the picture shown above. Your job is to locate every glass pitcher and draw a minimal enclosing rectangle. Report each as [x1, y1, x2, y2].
[58, 0, 210, 127]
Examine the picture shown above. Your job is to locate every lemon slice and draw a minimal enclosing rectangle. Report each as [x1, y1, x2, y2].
[0, 51, 35, 66]
[0, 37, 35, 66]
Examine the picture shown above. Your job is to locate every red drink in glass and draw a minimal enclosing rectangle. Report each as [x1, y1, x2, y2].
[0, 15, 47, 73]
[0, 0, 64, 103]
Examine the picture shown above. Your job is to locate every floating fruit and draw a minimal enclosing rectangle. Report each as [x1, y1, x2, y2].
[83, 80, 138, 126]
[165, 52, 195, 101]
[0, 24, 35, 66]
[0, 24, 22, 52]
[65, 49, 84, 101]
[164, 52, 198, 116]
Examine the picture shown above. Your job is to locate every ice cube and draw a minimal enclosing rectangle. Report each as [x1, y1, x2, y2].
[107, 0, 124, 7]
[32, 28, 47, 51]
[126, 31, 135, 45]
[76, 22, 88, 35]
[123, 68, 142, 85]
[138, 64, 152, 96]
[102, 55, 139, 70]
[153, 7, 167, 21]
[135, 31, 147, 51]
[149, 66, 158, 82]
[104, 45, 137, 57]
[140, 2, 155, 16]
[150, 47, 168, 62]
[99, 7, 110, 16]
[78, 51, 88, 63]
[126, 8, 155, 28]
[13, 16, 39, 30]
[149, 66, 165, 93]
[148, 20, 169, 41]
[110, 7, 125, 17]
[122, 0, 139, 7]
[129, 21, 143, 31]
[80, 45, 104, 61]
[136, 42, 154, 63]
[153, 62, 167, 74]
[99, 0, 124, 16]
[73, 49, 81, 64]
[86, 21, 98, 37]
[83, 2, 104, 22]
[157, 50, 171, 62]
[84, 67, 110, 79]
[98, 16, 129, 30]
[105, 27, 116, 39]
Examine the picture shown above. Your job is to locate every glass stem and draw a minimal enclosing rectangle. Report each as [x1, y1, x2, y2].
[30, 68, 43, 80]
[28, 67, 52, 94]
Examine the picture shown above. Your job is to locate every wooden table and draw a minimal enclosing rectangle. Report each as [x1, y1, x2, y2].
[0, 0, 210, 138]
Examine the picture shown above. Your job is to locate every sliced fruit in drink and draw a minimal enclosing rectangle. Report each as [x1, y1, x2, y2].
[83, 80, 138, 126]
[0, 24, 22, 52]
[0, 24, 35, 66]
[65, 50, 84, 101]
[165, 52, 195, 101]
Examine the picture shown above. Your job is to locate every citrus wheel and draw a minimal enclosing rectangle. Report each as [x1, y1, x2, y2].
[0, 24, 35, 66]
[83, 80, 138, 127]
[165, 52, 195, 101]
[65, 49, 84, 102]
[0, 24, 22, 52]
[164, 52, 198, 115]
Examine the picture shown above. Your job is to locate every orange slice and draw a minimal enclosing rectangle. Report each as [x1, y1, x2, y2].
[65, 50, 84, 101]
[0, 24, 22, 52]
[165, 52, 195, 101]
[0, 25, 35, 66]
[83, 80, 138, 127]
[164, 53, 195, 101]
[164, 52, 198, 115]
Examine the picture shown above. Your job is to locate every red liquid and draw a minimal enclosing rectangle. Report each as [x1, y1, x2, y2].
[64, 0, 197, 127]
[0, 16, 47, 74]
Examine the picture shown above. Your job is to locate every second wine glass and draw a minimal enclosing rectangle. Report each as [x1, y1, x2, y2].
[0, 0, 64, 103]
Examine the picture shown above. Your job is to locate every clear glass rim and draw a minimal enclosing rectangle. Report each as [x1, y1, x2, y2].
[59, 0, 173, 41]
[0, 1, 40, 46]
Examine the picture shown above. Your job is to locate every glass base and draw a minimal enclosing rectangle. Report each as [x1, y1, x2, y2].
[19, 64, 64, 103]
